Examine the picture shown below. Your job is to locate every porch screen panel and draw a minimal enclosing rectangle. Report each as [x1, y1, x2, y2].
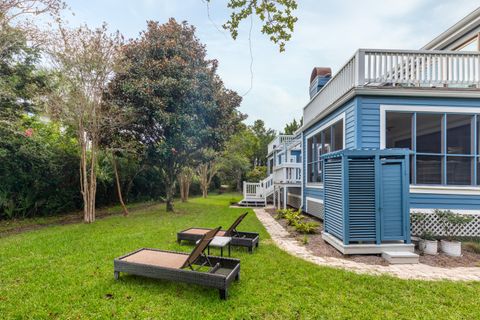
[386, 111, 479, 186]
[306, 119, 344, 184]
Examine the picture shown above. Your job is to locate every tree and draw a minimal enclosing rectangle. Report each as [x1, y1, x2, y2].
[283, 117, 302, 134]
[218, 126, 257, 191]
[46, 23, 123, 223]
[0, 24, 48, 124]
[178, 167, 194, 202]
[210, 0, 298, 52]
[0, 0, 65, 25]
[250, 119, 276, 167]
[108, 19, 242, 212]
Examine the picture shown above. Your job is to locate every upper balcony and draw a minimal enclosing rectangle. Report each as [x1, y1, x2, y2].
[267, 134, 296, 154]
[304, 49, 480, 127]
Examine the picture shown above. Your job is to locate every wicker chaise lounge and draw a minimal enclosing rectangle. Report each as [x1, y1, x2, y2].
[177, 212, 260, 253]
[114, 227, 240, 300]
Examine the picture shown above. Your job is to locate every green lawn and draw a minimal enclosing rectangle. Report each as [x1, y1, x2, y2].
[0, 194, 479, 319]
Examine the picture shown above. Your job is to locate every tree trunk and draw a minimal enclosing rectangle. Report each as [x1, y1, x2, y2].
[78, 125, 97, 223]
[236, 171, 242, 192]
[112, 153, 129, 216]
[178, 167, 193, 202]
[165, 174, 175, 212]
[166, 184, 175, 212]
[197, 162, 217, 199]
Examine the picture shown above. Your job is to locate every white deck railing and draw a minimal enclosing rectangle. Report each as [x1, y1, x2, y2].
[304, 49, 480, 125]
[243, 175, 274, 200]
[267, 135, 296, 154]
[273, 163, 302, 184]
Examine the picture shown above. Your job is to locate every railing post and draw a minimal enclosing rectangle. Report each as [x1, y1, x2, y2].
[243, 181, 246, 199]
[355, 49, 366, 87]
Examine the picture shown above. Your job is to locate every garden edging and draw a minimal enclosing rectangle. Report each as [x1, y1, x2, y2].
[254, 208, 480, 281]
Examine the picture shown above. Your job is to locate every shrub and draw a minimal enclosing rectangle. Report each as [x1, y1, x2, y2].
[435, 209, 473, 241]
[411, 211, 430, 239]
[275, 208, 289, 219]
[284, 209, 303, 226]
[295, 221, 319, 234]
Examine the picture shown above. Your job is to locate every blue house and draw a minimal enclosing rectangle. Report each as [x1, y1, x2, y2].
[241, 8, 480, 252]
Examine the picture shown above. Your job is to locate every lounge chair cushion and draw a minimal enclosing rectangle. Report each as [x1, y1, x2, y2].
[184, 228, 226, 236]
[122, 249, 188, 269]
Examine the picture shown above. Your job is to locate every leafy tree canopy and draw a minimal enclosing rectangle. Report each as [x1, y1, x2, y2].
[211, 0, 298, 52]
[108, 19, 243, 211]
[283, 117, 302, 135]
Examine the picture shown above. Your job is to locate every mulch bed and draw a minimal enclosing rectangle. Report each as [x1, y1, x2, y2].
[265, 208, 480, 268]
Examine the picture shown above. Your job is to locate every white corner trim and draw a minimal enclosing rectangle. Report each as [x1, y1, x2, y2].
[306, 196, 324, 204]
[379, 104, 480, 149]
[410, 185, 480, 195]
[410, 208, 480, 215]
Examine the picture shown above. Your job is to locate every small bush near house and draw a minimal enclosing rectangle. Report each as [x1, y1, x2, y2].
[284, 209, 303, 226]
[435, 209, 473, 240]
[275, 208, 289, 219]
[295, 221, 319, 234]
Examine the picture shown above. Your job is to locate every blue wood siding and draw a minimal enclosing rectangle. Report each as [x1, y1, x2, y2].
[302, 98, 357, 211]
[301, 95, 480, 212]
[410, 193, 480, 209]
[357, 96, 480, 211]
[358, 96, 480, 149]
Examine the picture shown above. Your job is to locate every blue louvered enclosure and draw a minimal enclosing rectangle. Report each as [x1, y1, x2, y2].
[322, 149, 411, 246]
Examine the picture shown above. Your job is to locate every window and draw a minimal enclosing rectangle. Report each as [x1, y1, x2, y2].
[306, 118, 344, 183]
[386, 112, 412, 149]
[386, 111, 478, 186]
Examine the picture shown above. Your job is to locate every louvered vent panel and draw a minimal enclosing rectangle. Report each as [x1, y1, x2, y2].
[324, 159, 343, 240]
[348, 158, 376, 242]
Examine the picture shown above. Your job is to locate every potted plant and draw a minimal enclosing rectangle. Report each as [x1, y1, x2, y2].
[421, 231, 438, 255]
[411, 211, 438, 255]
[435, 209, 473, 257]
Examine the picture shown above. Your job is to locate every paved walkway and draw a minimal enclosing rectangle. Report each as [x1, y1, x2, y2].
[254, 208, 480, 281]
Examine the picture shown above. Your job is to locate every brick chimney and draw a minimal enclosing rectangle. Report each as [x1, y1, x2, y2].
[309, 67, 331, 99]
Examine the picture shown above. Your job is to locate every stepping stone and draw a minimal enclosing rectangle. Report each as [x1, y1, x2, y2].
[382, 251, 419, 264]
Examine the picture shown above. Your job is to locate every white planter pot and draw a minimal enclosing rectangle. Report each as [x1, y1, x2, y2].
[441, 240, 462, 257]
[422, 239, 438, 255]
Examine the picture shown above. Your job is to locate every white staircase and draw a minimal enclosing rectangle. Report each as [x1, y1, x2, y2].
[238, 175, 274, 207]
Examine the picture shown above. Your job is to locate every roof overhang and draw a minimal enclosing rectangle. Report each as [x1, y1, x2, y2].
[422, 7, 480, 50]
[299, 87, 480, 132]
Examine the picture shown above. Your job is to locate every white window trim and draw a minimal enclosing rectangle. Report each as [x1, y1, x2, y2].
[380, 104, 480, 194]
[305, 112, 346, 188]
[410, 185, 480, 195]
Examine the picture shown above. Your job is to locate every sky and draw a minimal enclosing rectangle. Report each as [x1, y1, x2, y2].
[66, 0, 480, 131]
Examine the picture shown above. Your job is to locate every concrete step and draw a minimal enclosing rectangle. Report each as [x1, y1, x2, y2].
[382, 251, 419, 264]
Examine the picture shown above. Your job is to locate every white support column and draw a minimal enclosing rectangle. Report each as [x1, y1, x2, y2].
[283, 187, 287, 209]
[273, 187, 277, 208]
